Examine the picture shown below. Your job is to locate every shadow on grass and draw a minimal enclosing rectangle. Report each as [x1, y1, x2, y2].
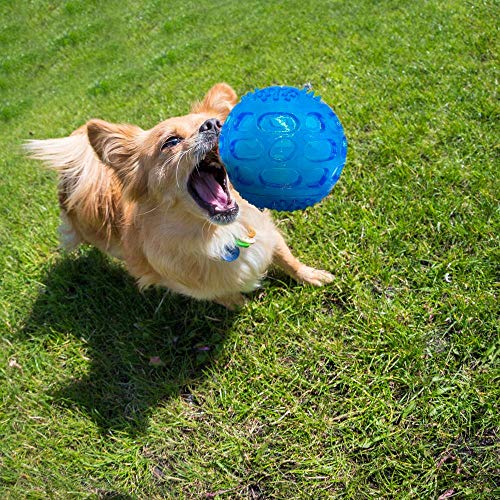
[21, 248, 237, 436]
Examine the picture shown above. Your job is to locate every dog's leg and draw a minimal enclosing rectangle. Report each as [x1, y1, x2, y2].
[58, 210, 83, 251]
[214, 293, 248, 310]
[273, 233, 334, 286]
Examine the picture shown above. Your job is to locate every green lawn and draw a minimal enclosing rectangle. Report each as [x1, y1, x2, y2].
[0, 0, 498, 497]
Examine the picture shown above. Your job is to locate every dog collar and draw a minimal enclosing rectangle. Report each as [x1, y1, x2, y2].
[222, 225, 256, 262]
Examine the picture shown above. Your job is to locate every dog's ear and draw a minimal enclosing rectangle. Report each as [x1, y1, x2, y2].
[87, 119, 140, 168]
[191, 83, 238, 120]
[87, 119, 148, 200]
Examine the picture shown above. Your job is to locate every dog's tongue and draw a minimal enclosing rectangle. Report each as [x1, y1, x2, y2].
[193, 171, 232, 210]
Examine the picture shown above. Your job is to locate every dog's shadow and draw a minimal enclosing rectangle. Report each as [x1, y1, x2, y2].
[22, 248, 237, 436]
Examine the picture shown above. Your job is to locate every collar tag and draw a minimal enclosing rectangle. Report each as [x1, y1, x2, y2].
[222, 245, 240, 262]
[221, 225, 256, 262]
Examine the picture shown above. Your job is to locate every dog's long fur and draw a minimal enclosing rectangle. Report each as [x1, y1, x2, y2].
[26, 83, 333, 308]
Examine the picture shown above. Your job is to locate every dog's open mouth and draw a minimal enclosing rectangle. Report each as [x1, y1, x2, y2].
[187, 154, 239, 225]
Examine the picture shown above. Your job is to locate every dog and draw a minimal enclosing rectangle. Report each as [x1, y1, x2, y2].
[26, 83, 333, 309]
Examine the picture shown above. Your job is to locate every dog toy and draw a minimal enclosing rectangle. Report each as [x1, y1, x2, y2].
[218, 85, 347, 211]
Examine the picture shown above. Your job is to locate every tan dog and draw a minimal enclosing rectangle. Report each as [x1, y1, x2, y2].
[26, 83, 333, 308]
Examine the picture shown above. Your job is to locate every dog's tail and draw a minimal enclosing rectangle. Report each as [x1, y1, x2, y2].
[25, 130, 111, 211]
[25, 129, 121, 246]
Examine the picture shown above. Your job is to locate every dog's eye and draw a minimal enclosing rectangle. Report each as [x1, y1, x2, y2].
[161, 136, 183, 150]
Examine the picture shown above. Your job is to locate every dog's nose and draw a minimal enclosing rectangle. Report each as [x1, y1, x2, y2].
[199, 118, 222, 133]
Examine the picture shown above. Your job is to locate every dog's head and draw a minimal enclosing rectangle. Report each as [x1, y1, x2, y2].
[87, 83, 239, 225]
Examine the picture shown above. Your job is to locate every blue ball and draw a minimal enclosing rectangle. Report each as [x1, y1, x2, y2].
[219, 85, 347, 211]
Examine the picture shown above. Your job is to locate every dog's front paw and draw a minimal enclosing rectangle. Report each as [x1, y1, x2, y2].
[296, 266, 334, 287]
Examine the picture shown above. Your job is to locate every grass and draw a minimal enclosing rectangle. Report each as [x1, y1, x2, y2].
[0, 0, 498, 497]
